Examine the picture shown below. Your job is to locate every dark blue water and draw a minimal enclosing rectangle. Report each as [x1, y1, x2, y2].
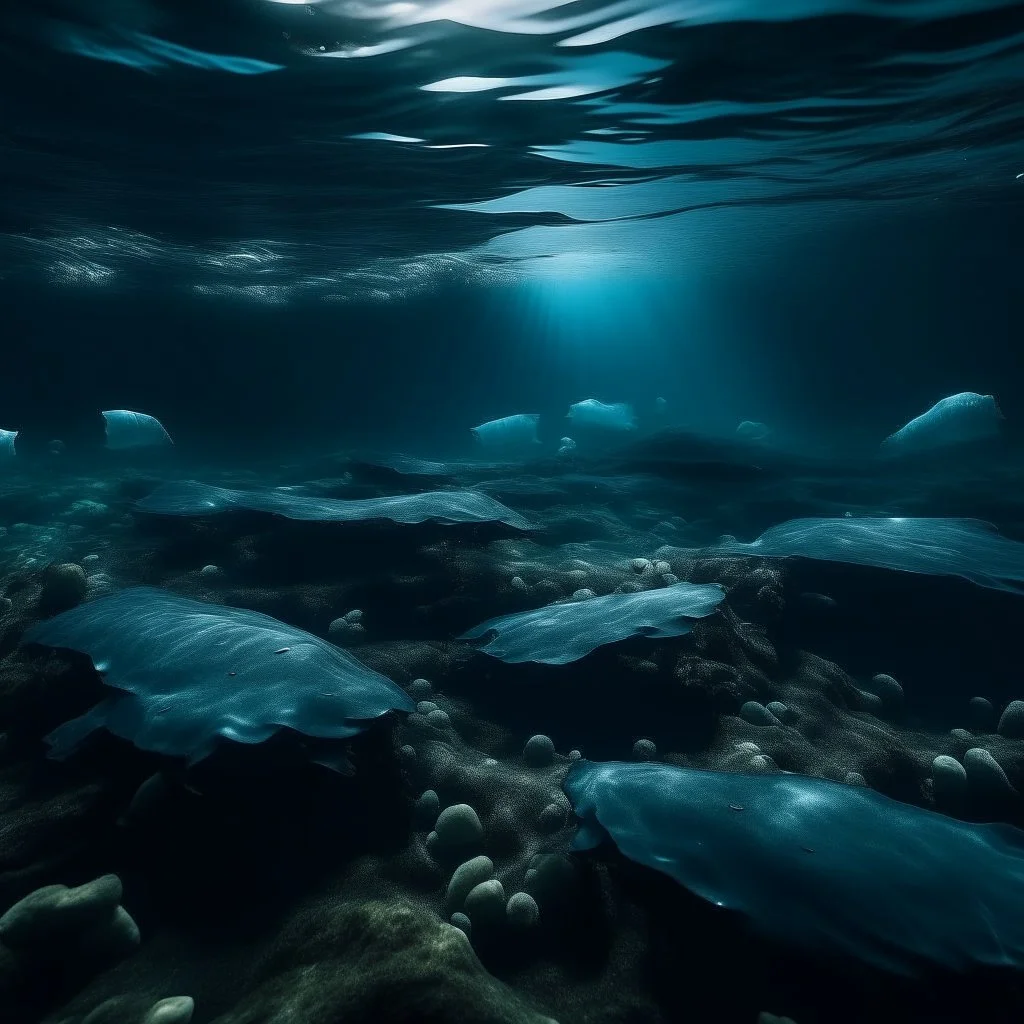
[2, 5, 1024, 1024]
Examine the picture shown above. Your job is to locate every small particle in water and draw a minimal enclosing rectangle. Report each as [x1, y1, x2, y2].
[227, 671, 236, 677]
[1017, 172, 1023, 179]
[156, 705, 171, 714]
[801, 846, 815, 854]
[729, 804, 744, 812]
[273, 647, 291, 654]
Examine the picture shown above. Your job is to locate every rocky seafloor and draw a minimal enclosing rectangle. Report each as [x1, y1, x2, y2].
[3, 432, 1024, 1024]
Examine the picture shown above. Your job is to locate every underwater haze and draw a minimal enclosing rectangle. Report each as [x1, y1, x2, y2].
[2, 1, 1024, 1023]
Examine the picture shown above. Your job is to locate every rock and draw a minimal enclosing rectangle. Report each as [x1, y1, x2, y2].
[399, 744, 417, 766]
[739, 702, 780, 727]
[39, 563, 87, 614]
[871, 673, 904, 709]
[537, 803, 566, 833]
[630, 559, 651, 574]
[854, 689, 884, 716]
[0, 875, 122, 949]
[843, 772, 868, 787]
[931, 755, 967, 802]
[510, 577, 528, 592]
[570, 589, 596, 601]
[964, 747, 1013, 796]
[653, 560, 671, 575]
[661, 573, 680, 585]
[464, 880, 506, 928]
[506, 893, 540, 928]
[447, 857, 494, 913]
[765, 701, 793, 724]
[414, 790, 440, 830]
[632, 739, 657, 761]
[210, 902, 553, 1024]
[523, 734, 555, 769]
[143, 996, 195, 1024]
[950, 728, 973, 742]
[416, 701, 439, 716]
[344, 609, 363, 624]
[199, 564, 222, 577]
[998, 700, 1024, 739]
[434, 804, 483, 852]
[425, 709, 451, 730]
[407, 678, 432, 700]
[969, 696, 996, 733]
[566, 749, 582, 762]
[449, 912, 472, 940]
[748, 755, 777, 773]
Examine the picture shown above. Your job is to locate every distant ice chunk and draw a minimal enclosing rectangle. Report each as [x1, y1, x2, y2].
[736, 420, 771, 442]
[0, 429, 16, 457]
[720, 516, 1024, 594]
[557, 436, 577, 456]
[102, 410, 173, 450]
[882, 392, 1001, 453]
[459, 581, 725, 664]
[567, 399, 636, 431]
[470, 414, 541, 448]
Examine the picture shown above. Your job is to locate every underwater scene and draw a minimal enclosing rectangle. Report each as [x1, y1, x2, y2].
[2, 0, 1024, 1022]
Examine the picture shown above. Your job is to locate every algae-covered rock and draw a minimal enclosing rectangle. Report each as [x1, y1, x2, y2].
[210, 902, 557, 1024]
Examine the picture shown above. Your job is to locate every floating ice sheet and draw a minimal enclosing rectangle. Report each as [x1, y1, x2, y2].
[567, 399, 636, 431]
[102, 410, 173, 449]
[565, 760, 1024, 977]
[471, 413, 541, 447]
[459, 581, 725, 664]
[25, 587, 415, 764]
[0, 429, 16, 457]
[882, 392, 1001, 453]
[718, 516, 1024, 593]
[137, 480, 533, 530]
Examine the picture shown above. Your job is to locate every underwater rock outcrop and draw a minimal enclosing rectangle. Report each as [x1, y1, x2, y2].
[459, 581, 726, 664]
[137, 480, 533, 530]
[564, 759, 1024, 977]
[23, 587, 415, 763]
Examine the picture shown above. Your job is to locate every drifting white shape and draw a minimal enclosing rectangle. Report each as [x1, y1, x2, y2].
[349, 132, 425, 143]
[567, 399, 636, 431]
[421, 76, 510, 92]
[102, 411, 173, 450]
[882, 392, 1002, 453]
[311, 40, 414, 58]
[471, 414, 541, 447]
[426, 143, 490, 149]
[0, 429, 17, 457]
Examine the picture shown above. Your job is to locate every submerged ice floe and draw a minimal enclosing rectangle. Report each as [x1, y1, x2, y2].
[471, 413, 542, 448]
[564, 760, 1024, 977]
[0, 428, 17, 456]
[102, 410, 173, 450]
[459, 581, 725, 664]
[882, 392, 1002, 453]
[736, 420, 771, 442]
[137, 480, 533, 530]
[566, 399, 636, 431]
[719, 516, 1024, 593]
[24, 587, 415, 763]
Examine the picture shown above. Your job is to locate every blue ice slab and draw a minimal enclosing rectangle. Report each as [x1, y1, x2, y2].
[459, 581, 725, 664]
[102, 410, 173, 449]
[471, 414, 541, 447]
[565, 760, 1024, 977]
[882, 392, 1002, 453]
[0, 429, 16, 457]
[718, 516, 1024, 594]
[24, 587, 415, 764]
[567, 399, 636, 431]
[137, 480, 533, 531]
